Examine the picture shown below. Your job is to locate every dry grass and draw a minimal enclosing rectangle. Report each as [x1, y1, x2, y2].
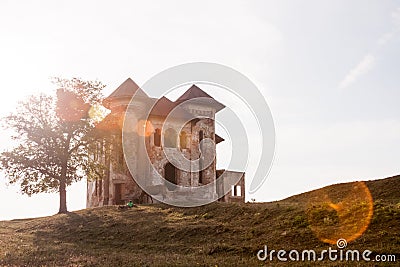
[0, 175, 399, 266]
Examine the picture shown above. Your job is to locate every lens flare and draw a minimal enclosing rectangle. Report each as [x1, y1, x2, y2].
[306, 181, 373, 244]
[56, 89, 90, 122]
[88, 104, 109, 123]
[136, 120, 155, 137]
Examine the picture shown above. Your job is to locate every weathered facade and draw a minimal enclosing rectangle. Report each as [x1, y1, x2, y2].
[87, 78, 245, 207]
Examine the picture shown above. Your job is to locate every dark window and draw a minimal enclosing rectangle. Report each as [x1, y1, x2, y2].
[231, 185, 242, 197]
[199, 168, 203, 185]
[154, 128, 161, 147]
[199, 130, 204, 184]
[114, 183, 124, 205]
[164, 162, 177, 191]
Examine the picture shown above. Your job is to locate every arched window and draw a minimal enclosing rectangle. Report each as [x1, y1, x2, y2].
[180, 131, 187, 149]
[154, 128, 161, 147]
[164, 128, 177, 148]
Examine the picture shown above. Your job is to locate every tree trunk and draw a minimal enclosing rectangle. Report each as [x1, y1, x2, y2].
[103, 146, 110, 205]
[59, 178, 67, 213]
[58, 161, 68, 213]
[59, 131, 71, 214]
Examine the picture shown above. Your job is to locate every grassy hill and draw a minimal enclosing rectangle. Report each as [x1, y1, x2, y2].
[0, 175, 399, 266]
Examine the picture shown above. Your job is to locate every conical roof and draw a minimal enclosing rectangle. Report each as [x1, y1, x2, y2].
[175, 84, 225, 112]
[176, 84, 213, 101]
[103, 78, 148, 109]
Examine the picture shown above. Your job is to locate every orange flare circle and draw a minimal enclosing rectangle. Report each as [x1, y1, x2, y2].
[306, 181, 374, 244]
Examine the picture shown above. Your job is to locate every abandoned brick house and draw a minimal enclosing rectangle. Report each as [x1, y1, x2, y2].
[86, 78, 245, 207]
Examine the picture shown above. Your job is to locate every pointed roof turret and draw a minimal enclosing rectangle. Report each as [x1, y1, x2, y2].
[176, 84, 213, 101]
[103, 78, 148, 109]
[175, 84, 225, 112]
[149, 96, 175, 116]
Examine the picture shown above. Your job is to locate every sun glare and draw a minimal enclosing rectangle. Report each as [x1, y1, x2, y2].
[88, 104, 109, 123]
[136, 119, 155, 137]
[306, 181, 374, 244]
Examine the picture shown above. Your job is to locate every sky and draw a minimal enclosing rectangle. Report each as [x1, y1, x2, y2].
[0, 0, 399, 220]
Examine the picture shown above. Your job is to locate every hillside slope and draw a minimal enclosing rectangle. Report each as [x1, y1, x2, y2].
[0, 175, 399, 266]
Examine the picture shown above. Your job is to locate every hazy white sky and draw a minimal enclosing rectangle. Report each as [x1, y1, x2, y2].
[0, 0, 399, 220]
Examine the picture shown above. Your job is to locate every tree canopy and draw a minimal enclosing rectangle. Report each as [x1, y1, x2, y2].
[0, 78, 106, 213]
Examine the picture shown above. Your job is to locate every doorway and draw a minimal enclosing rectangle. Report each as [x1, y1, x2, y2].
[114, 183, 124, 205]
[164, 162, 177, 190]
